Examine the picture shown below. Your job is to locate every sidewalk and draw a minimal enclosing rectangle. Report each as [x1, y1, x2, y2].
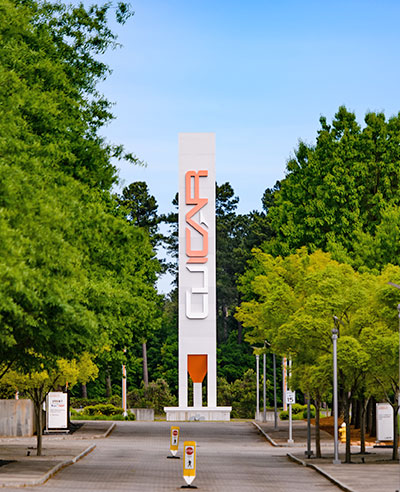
[255, 419, 400, 492]
[0, 421, 114, 488]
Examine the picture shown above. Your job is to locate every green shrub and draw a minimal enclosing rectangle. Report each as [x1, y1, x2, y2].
[279, 410, 289, 420]
[127, 379, 177, 414]
[70, 396, 123, 409]
[82, 404, 123, 416]
[71, 407, 135, 421]
[70, 397, 107, 408]
[292, 403, 305, 414]
[302, 405, 316, 419]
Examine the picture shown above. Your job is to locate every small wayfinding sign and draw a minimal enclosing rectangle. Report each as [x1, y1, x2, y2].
[376, 403, 393, 442]
[170, 426, 180, 457]
[286, 390, 296, 405]
[46, 392, 68, 430]
[183, 441, 196, 486]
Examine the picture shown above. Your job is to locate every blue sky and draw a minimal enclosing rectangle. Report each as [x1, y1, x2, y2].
[98, 0, 400, 219]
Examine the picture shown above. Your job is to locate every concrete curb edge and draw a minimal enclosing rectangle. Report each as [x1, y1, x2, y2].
[0, 444, 96, 489]
[287, 453, 357, 492]
[252, 421, 279, 447]
[101, 422, 116, 439]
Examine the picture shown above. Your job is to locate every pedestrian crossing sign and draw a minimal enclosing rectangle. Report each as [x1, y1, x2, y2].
[183, 441, 196, 485]
[170, 426, 180, 456]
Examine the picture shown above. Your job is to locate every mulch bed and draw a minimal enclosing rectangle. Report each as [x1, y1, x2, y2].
[311, 416, 379, 446]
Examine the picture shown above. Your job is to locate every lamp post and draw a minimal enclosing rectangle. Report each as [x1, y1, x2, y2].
[273, 353, 278, 430]
[122, 348, 127, 418]
[387, 283, 400, 408]
[332, 317, 341, 465]
[256, 354, 260, 421]
[305, 394, 313, 458]
[263, 350, 267, 422]
[387, 282, 400, 477]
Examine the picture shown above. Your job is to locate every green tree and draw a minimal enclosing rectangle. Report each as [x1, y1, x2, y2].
[117, 182, 161, 245]
[3, 353, 98, 456]
[267, 107, 400, 264]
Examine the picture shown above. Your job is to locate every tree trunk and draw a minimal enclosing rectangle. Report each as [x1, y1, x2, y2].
[366, 397, 372, 434]
[392, 403, 399, 461]
[33, 397, 43, 456]
[81, 383, 87, 399]
[105, 369, 112, 398]
[360, 397, 369, 455]
[142, 341, 149, 388]
[237, 320, 242, 344]
[315, 398, 322, 458]
[344, 392, 352, 463]
[223, 305, 229, 341]
[350, 398, 356, 426]
[354, 399, 361, 429]
[370, 397, 377, 438]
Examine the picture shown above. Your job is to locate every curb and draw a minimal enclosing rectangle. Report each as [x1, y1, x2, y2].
[0, 444, 96, 489]
[69, 421, 116, 439]
[101, 422, 116, 439]
[252, 421, 279, 447]
[287, 453, 356, 492]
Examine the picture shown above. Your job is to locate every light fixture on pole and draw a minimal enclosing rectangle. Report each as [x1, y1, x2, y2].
[332, 316, 341, 465]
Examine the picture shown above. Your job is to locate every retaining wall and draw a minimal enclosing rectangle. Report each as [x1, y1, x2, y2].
[0, 399, 35, 437]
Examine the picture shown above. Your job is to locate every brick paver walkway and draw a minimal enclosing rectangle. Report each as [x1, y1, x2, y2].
[2, 421, 340, 491]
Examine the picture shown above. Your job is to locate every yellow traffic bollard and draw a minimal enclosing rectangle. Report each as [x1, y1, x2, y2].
[168, 426, 180, 459]
[182, 441, 197, 488]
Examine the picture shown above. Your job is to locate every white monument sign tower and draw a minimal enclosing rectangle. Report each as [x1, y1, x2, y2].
[164, 133, 231, 421]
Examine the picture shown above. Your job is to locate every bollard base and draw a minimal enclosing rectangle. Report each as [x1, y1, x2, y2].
[167, 455, 180, 459]
[181, 486, 197, 489]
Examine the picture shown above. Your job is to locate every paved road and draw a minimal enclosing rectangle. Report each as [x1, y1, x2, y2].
[5, 422, 340, 491]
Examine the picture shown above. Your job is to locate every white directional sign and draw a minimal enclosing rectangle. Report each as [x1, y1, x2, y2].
[47, 392, 68, 429]
[376, 403, 393, 441]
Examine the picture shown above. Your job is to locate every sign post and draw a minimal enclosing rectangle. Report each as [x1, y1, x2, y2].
[182, 441, 197, 488]
[286, 390, 295, 444]
[168, 426, 180, 458]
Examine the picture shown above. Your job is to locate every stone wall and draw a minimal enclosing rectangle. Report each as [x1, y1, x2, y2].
[131, 408, 154, 421]
[0, 400, 35, 437]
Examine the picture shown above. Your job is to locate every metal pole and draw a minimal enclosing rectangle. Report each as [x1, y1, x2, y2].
[122, 363, 127, 417]
[305, 394, 313, 458]
[273, 353, 278, 430]
[398, 304, 400, 490]
[288, 359, 294, 444]
[263, 351, 267, 422]
[332, 320, 341, 465]
[256, 354, 260, 421]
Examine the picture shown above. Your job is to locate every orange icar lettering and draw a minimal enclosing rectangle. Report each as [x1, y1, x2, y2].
[185, 170, 208, 263]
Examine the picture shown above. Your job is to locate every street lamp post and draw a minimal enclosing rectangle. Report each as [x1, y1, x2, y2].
[332, 317, 341, 465]
[273, 353, 278, 430]
[122, 348, 127, 418]
[263, 351, 267, 422]
[305, 394, 313, 458]
[256, 354, 260, 421]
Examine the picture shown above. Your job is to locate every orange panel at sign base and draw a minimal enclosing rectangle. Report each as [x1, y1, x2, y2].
[187, 354, 207, 383]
